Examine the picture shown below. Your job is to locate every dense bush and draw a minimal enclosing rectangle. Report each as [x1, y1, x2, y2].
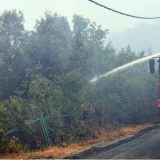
[0, 10, 158, 153]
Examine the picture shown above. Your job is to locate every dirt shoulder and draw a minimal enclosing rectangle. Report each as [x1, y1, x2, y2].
[1, 124, 152, 159]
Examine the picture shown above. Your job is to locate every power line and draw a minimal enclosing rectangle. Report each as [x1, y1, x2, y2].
[88, 0, 160, 19]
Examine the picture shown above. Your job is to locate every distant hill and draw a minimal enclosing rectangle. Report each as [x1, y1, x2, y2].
[110, 23, 160, 53]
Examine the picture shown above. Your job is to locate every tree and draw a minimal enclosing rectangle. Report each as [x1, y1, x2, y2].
[0, 10, 25, 100]
[61, 70, 94, 139]
[27, 13, 72, 80]
[70, 15, 108, 78]
[117, 45, 137, 66]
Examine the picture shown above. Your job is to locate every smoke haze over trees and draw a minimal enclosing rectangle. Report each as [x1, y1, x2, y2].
[0, 10, 158, 153]
[110, 22, 160, 53]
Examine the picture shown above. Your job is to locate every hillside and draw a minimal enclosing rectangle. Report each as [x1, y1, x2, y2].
[110, 22, 160, 53]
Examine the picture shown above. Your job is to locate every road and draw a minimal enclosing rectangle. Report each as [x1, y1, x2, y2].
[83, 127, 160, 159]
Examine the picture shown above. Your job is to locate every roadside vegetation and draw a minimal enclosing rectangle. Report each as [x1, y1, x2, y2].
[0, 10, 159, 156]
[2, 124, 150, 159]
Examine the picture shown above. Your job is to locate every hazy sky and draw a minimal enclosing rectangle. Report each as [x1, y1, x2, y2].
[0, 0, 160, 33]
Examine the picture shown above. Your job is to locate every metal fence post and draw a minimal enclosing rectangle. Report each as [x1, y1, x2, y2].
[40, 114, 52, 146]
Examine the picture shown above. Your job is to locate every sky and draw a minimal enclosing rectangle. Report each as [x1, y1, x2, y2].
[0, 0, 160, 33]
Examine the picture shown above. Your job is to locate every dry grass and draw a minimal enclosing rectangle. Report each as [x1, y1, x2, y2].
[1, 124, 151, 159]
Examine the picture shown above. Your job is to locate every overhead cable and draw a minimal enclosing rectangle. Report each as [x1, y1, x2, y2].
[88, 0, 160, 19]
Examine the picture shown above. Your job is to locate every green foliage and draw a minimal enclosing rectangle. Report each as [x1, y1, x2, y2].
[0, 10, 158, 154]
[70, 15, 108, 77]
[5, 137, 25, 153]
[29, 77, 64, 115]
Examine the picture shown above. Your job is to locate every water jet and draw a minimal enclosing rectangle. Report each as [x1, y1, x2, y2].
[90, 52, 160, 83]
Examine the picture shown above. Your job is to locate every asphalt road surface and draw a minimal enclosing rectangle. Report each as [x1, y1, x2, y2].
[85, 128, 160, 159]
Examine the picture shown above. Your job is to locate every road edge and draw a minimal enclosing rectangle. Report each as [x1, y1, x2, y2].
[64, 124, 160, 159]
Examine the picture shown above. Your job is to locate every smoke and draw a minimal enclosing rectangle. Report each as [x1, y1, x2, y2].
[90, 52, 160, 83]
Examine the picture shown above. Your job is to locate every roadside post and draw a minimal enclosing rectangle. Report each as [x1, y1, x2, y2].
[40, 114, 52, 146]
[4, 114, 52, 147]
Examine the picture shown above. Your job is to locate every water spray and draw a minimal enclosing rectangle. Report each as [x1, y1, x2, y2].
[89, 52, 160, 110]
[90, 52, 160, 83]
